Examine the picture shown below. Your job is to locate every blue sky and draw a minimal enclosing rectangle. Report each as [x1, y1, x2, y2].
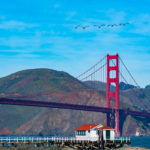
[0, 0, 150, 87]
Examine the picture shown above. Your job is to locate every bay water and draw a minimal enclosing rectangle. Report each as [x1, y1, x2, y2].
[131, 136, 150, 149]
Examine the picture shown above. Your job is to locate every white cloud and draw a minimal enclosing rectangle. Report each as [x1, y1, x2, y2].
[0, 31, 44, 49]
[54, 4, 60, 8]
[0, 16, 5, 19]
[0, 49, 26, 53]
[82, 9, 127, 24]
[65, 11, 77, 21]
[129, 14, 150, 35]
[0, 10, 149, 87]
[105, 9, 126, 23]
[0, 31, 148, 87]
[0, 20, 38, 30]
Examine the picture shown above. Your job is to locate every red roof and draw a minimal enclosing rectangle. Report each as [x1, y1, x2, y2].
[75, 124, 99, 131]
[98, 126, 114, 130]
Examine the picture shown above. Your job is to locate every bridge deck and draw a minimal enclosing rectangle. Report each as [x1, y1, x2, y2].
[0, 97, 150, 117]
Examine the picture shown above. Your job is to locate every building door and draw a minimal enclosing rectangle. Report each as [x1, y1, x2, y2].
[106, 130, 110, 140]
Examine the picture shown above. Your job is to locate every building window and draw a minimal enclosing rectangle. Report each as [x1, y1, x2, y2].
[106, 130, 110, 140]
[76, 130, 86, 136]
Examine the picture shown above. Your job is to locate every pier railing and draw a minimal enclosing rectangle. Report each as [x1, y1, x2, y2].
[115, 136, 131, 142]
[0, 136, 130, 143]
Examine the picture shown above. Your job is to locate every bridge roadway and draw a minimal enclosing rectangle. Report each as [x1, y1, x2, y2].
[0, 97, 150, 117]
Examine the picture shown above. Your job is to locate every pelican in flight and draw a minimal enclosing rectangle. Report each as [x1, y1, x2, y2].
[74, 25, 81, 29]
[82, 26, 89, 29]
[101, 24, 106, 26]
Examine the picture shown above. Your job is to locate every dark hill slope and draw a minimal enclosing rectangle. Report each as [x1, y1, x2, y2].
[0, 68, 105, 136]
[0, 68, 86, 95]
[0, 69, 149, 136]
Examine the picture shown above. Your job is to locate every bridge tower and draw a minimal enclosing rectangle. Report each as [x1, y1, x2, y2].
[106, 54, 120, 136]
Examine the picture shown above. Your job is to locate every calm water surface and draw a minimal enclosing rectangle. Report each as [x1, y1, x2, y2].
[131, 136, 150, 149]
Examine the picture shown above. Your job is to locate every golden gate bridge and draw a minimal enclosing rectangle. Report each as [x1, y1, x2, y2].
[0, 54, 150, 137]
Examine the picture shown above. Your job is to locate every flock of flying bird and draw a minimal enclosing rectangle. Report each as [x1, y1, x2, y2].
[74, 22, 130, 29]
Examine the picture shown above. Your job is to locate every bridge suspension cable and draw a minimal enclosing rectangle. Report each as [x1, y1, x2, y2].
[76, 55, 106, 79]
[118, 56, 150, 112]
[119, 56, 140, 88]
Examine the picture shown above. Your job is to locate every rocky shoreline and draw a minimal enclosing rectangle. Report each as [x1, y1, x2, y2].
[64, 146, 150, 150]
[63, 146, 150, 150]
[0, 146, 149, 150]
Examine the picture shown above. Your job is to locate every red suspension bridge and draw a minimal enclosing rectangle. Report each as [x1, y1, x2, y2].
[0, 54, 150, 136]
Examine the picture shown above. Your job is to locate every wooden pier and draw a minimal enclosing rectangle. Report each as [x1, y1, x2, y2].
[0, 136, 131, 149]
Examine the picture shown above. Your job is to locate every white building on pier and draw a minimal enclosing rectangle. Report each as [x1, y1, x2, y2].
[75, 124, 115, 141]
